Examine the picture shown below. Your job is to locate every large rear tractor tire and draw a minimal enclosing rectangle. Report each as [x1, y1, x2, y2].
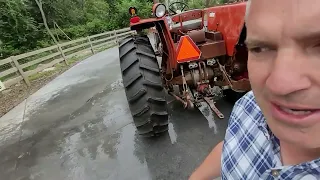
[118, 35, 169, 137]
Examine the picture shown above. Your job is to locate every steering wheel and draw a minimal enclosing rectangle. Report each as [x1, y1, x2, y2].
[169, 2, 189, 15]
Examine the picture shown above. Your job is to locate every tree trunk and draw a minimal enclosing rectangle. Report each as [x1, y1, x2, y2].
[34, 0, 59, 45]
[35, 0, 67, 64]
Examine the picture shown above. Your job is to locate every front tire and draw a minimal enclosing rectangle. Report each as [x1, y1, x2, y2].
[118, 35, 169, 137]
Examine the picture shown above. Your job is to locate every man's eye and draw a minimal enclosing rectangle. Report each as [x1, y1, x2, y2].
[248, 47, 270, 53]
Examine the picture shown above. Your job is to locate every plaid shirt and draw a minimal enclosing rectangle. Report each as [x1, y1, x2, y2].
[221, 91, 320, 180]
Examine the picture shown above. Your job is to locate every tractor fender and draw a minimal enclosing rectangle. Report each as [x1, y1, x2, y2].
[130, 17, 177, 74]
[204, 2, 246, 56]
[130, 18, 165, 31]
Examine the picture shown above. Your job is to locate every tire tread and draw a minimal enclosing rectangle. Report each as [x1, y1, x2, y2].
[119, 35, 169, 137]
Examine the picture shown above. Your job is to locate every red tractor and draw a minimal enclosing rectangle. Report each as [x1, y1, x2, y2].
[118, 0, 250, 137]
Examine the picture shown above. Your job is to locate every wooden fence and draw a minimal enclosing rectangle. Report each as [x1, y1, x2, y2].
[0, 27, 135, 89]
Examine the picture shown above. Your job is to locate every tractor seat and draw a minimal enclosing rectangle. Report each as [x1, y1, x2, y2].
[171, 19, 202, 33]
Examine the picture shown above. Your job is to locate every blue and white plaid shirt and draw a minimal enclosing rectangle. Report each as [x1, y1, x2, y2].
[221, 91, 320, 180]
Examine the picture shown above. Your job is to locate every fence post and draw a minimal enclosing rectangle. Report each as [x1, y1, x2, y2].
[11, 56, 31, 87]
[87, 36, 95, 54]
[10, 61, 20, 77]
[0, 80, 5, 91]
[57, 44, 68, 65]
[114, 30, 118, 44]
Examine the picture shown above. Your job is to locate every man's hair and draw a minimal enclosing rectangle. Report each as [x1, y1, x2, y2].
[245, 0, 251, 21]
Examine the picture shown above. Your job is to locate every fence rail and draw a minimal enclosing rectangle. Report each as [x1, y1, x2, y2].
[0, 27, 135, 88]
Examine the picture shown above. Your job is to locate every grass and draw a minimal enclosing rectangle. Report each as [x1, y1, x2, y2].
[28, 55, 88, 81]
[27, 44, 116, 82]
[28, 62, 65, 81]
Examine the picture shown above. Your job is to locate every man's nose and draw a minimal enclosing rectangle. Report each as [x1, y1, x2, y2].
[265, 49, 311, 96]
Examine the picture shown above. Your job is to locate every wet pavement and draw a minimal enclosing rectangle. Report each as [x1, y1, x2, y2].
[0, 46, 234, 180]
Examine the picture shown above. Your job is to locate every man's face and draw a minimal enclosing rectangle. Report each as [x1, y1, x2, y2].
[246, 0, 320, 149]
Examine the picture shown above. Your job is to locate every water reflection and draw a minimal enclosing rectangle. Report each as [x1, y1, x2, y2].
[0, 78, 232, 180]
[198, 101, 218, 134]
[129, 99, 232, 180]
[5, 82, 128, 179]
[168, 122, 177, 144]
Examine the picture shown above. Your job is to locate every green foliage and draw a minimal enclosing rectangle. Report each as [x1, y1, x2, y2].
[188, 0, 206, 9]
[0, 0, 43, 57]
[110, 0, 153, 28]
[0, 0, 116, 58]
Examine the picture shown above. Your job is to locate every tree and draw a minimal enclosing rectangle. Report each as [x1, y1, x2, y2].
[0, 0, 44, 57]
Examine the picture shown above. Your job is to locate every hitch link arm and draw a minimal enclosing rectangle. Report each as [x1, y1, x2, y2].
[204, 97, 224, 119]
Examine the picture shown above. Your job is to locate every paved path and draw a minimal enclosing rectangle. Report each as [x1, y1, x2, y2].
[0, 46, 233, 180]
